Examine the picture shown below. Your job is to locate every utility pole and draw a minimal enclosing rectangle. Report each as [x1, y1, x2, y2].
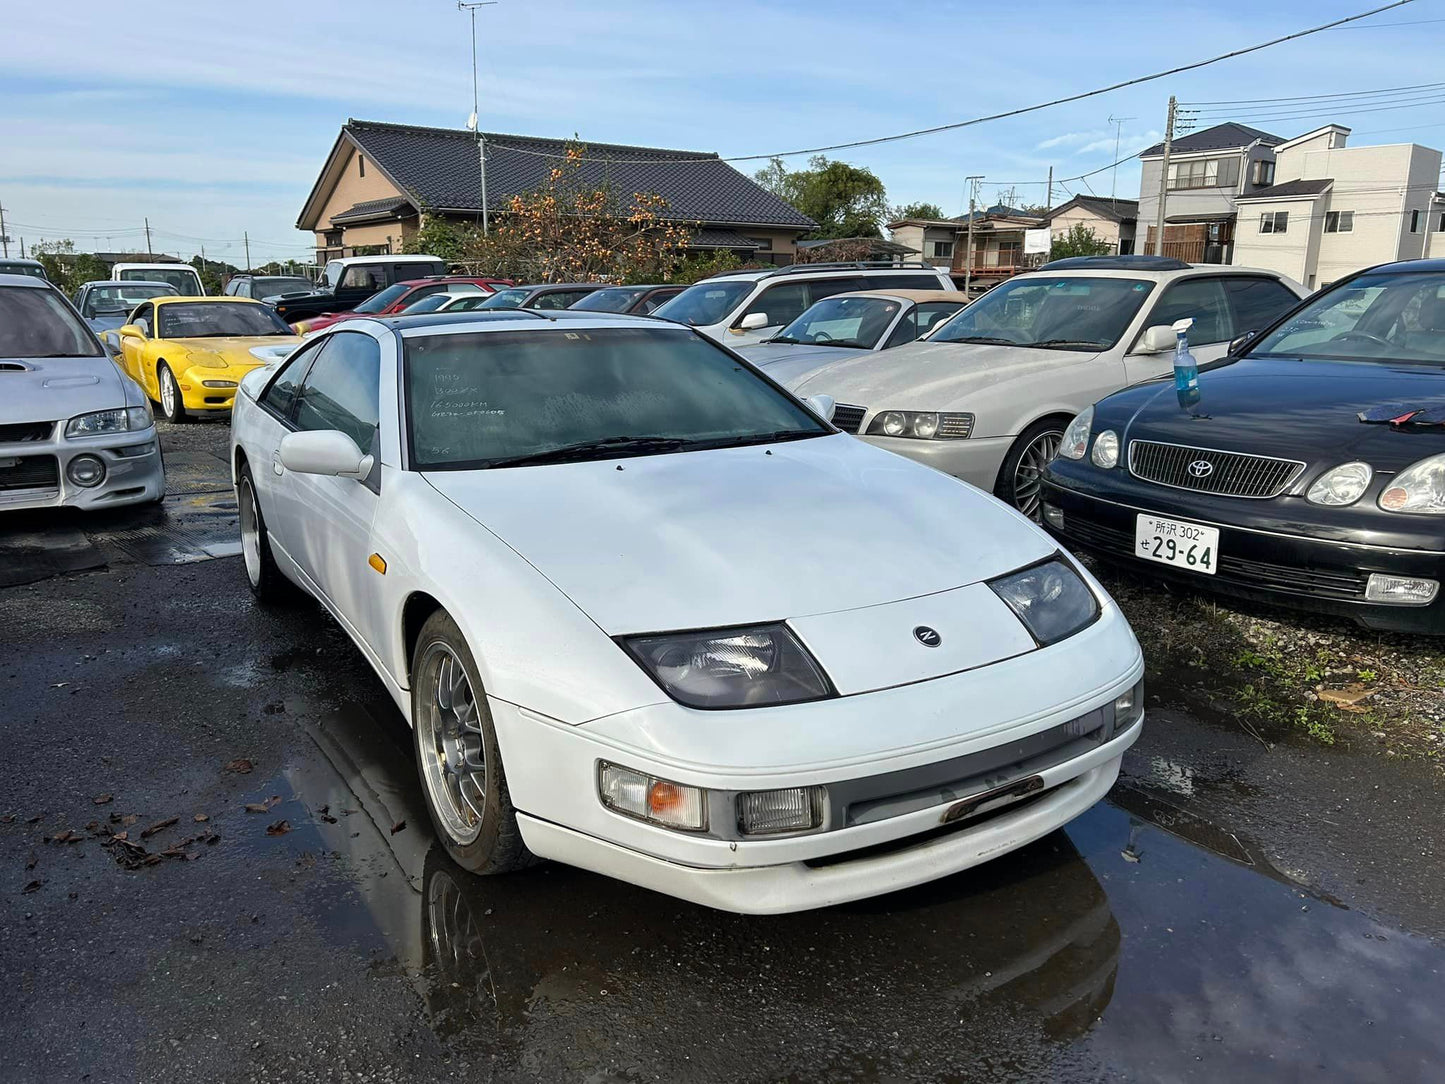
[1045, 167, 1053, 212]
[244, 231, 252, 272]
[1107, 114, 1135, 206]
[0, 203, 8, 258]
[1152, 96, 1177, 256]
[144, 217, 153, 257]
[962, 175, 983, 296]
[460, 1, 498, 236]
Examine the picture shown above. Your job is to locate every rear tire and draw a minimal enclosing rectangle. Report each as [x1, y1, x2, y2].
[995, 418, 1066, 522]
[237, 463, 291, 602]
[411, 610, 534, 875]
[157, 363, 190, 423]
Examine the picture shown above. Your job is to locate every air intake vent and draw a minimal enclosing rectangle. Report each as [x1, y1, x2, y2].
[0, 421, 53, 443]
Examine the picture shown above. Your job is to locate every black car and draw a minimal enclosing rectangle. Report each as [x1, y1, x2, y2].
[567, 284, 684, 314]
[272, 256, 446, 324]
[1042, 259, 1445, 634]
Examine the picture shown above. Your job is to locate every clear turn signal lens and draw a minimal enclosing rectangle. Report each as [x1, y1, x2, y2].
[598, 762, 708, 831]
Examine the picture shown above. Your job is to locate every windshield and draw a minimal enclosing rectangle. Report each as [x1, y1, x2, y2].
[570, 287, 648, 312]
[354, 283, 413, 314]
[771, 296, 901, 349]
[1250, 271, 1445, 365]
[252, 277, 313, 296]
[85, 283, 175, 314]
[479, 288, 532, 309]
[119, 267, 201, 293]
[0, 286, 103, 357]
[401, 293, 478, 314]
[158, 302, 294, 338]
[652, 280, 754, 326]
[441, 294, 492, 312]
[403, 326, 829, 469]
[928, 275, 1153, 350]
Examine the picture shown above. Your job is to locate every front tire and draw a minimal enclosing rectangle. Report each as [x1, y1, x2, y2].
[995, 419, 1065, 522]
[237, 463, 290, 602]
[411, 610, 533, 875]
[157, 362, 189, 423]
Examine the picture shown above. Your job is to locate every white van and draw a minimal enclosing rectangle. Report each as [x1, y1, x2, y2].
[112, 262, 205, 296]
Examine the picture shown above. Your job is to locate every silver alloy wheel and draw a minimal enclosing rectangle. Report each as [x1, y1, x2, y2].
[238, 476, 262, 587]
[416, 643, 487, 845]
[1013, 430, 1063, 521]
[159, 367, 177, 418]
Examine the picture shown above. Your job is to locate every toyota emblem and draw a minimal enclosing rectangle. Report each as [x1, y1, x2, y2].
[913, 626, 942, 648]
[1188, 459, 1214, 478]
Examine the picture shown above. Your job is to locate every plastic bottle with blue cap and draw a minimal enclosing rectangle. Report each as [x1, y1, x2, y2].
[1173, 317, 1201, 409]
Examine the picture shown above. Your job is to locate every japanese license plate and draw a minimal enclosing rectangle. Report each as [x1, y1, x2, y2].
[1134, 514, 1218, 575]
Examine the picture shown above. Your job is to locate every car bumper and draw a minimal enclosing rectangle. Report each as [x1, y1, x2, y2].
[489, 609, 1144, 913]
[178, 363, 265, 412]
[861, 434, 1012, 491]
[1041, 478, 1445, 634]
[0, 426, 165, 511]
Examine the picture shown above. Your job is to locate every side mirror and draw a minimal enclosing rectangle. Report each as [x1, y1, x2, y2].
[1228, 330, 1258, 355]
[802, 394, 836, 423]
[1137, 324, 1176, 354]
[117, 324, 143, 339]
[735, 312, 769, 332]
[279, 430, 373, 479]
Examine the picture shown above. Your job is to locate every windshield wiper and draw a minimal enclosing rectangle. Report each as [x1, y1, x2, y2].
[691, 428, 824, 449]
[1028, 339, 1107, 350]
[811, 339, 868, 349]
[763, 335, 800, 344]
[480, 435, 693, 469]
[939, 335, 1019, 346]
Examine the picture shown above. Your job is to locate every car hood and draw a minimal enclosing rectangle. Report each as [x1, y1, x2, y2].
[736, 342, 872, 387]
[86, 315, 129, 333]
[166, 335, 304, 362]
[1116, 357, 1445, 472]
[0, 355, 129, 423]
[791, 340, 1102, 407]
[422, 433, 1054, 636]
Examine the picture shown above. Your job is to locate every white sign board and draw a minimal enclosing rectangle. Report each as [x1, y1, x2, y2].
[1024, 228, 1053, 254]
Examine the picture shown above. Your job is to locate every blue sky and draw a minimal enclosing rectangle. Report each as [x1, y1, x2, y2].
[4, 0, 1445, 265]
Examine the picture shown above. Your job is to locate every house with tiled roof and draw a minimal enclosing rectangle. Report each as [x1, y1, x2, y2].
[886, 205, 1044, 285]
[1042, 195, 1139, 255]
[1137, 122, 1286, 263]
[296, 119, 816, 265]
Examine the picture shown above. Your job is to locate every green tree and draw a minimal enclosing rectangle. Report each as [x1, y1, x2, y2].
[753, 155, 890, 239]
[30, 240, 107, 294]
[890, 201, 946, 221]
[1046, 223, 1112, 260]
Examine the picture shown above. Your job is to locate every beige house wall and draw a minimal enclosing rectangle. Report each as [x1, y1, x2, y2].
[1048, 208, 1124, 251]
[1233, 197, 1323, 285]
[314, 146, 406, 232]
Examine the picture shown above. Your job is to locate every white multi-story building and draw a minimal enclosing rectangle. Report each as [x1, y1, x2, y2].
[1231, 125, 1443, 290]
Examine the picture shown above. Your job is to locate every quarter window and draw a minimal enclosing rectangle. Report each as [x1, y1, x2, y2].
[1324, 211, 1354, 233]
[1259, 212, 1289, 235]
[291, 332, 381, 450]
[1146, 277, 1233, 345]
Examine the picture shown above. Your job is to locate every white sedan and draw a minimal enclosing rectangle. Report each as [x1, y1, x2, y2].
[229, 309, 1144, 914]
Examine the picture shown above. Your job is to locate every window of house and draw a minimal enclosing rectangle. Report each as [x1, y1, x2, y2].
[358, 155, 365, 178]
[1167, 157, 1241, 190]
[1436, 212, 1445, 232]
[1410, 209, 1423, 233]
[1324, 211, 1354, 233]
[1259, 211, 1289, 235]
[324, 230, 343, 248]
[929, 240, 955, 259]
[744, 236, 773, 252]
[1252, 160, 1276, 187]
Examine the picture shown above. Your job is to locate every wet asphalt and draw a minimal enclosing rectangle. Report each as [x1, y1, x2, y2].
[2, 421, 1443, 1083]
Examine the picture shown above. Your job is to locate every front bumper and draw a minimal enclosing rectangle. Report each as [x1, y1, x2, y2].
[177, 363, 265, 412]
[861, 433, 1011, 490]
[0, 425, 165, 511]
[489, 608, 1143, 913]
[1042, 474, 1445, 634]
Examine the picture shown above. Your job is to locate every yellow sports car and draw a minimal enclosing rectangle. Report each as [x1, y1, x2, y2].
[114, 296, 302, 422]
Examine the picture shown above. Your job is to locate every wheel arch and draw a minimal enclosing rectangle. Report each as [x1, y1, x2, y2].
[994, 410, 1076, 485]
[402, 591, 446, 682]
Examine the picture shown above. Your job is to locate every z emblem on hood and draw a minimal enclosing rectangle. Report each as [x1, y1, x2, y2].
[1188, 460, 1214, 478]
[913, 626, 942, 648]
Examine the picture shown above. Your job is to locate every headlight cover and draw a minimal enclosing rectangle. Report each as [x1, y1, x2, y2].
[1379, 453, 1445, 514]
[186, 350, 229, 369]
[1059, 406, 1093, 460]
[865, 410, 974, 439]
[1091, 429, 1120, 469]
[621, 623, 833, 709]
[1307, 461, 1373, 506]
[65, 406, 152, 437]
[988, 558, 1100, 646]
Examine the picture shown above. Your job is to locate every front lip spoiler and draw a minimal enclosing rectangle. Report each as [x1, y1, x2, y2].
[1044, 481, 1445, 557]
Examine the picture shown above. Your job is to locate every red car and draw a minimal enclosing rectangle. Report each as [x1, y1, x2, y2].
[291, 276, 513, 333]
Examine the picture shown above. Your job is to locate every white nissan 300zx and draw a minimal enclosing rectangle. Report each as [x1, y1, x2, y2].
[230, 309, 1144, 914]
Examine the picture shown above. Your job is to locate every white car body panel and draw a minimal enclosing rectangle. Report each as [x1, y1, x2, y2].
[230, 311, 1144, 913]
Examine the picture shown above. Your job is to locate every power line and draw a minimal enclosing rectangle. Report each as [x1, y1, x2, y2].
[1184, 79, 1445, 107]
[486, 0, 1416, 166]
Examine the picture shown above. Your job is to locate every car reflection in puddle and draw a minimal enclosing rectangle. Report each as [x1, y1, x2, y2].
[284, 700, 1122, 1068]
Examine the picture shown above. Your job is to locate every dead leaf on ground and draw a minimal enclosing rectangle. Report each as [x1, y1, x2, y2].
[390, 820, 406, 836]
[112, 831, 128, 841]
[140, 816, 179, 840]
[1, 813, 15, 824]
[22, 879, 44, 894]
[244, 803, 269, 814]
[92, 794, 113, 806]
[26, 815, 41, 825]
[265, 820, 291, 837]
[320, 813, 338, 824]
[48, 829, 82, 844]
[119, 813, 138, 827]
[223, 758, 254, 775]
[25, 850, 38, 870]
[1318, 683, 1374, 708]
[192, 813, 209, 823]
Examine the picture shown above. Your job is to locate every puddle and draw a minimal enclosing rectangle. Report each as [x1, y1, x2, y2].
[235, 698, 1445, 1079]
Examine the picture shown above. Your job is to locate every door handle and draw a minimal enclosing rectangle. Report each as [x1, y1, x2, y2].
[272, 451, 283, 477]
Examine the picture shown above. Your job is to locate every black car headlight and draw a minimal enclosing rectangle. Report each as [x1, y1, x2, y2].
[621, 623, 833, 709]
[988, 558, 1100, 645]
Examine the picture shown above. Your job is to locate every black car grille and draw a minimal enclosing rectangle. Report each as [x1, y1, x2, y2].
[1058, 510, 1368, 601]
[0, 454, 59, 491]
[832, 403, 867, 434]
[0, 421, 54, 444]
[1128, 440, 1304, 499]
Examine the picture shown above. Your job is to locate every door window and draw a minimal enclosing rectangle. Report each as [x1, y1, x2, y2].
[340, 264, 387, 292]
[1145, 277, 1233, 345]
[259, 338, 326, 419]
[740, 282, 810, 327]
[532, 289, 591, 309]
[291, 332, 381, 450]
[1223, 276, 1299, 335]
[130, 303, 154, 336]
